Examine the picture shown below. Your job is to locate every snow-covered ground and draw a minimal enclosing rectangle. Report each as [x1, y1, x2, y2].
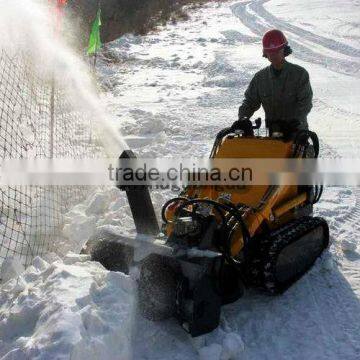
[1, 0, 360, 359]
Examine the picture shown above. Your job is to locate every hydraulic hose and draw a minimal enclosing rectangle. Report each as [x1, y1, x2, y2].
[293, 130, 323, 205]
[174, 198, 251, 258]
[161, 197, 188, 223]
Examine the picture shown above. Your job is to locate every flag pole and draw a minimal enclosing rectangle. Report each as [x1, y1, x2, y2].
[94, 0, 101, 69]
[88, 3, 102, 70]
[93, 26, 98, 69]
[50, 77, 55, 158]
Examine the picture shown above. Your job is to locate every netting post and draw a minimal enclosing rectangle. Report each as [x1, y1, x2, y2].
[50, 77, 55, 158]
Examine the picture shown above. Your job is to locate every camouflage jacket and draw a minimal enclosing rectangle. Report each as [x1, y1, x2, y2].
[238, 61, 313, 131]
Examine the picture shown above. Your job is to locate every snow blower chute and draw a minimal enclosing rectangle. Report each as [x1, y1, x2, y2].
[84, 118, 329, 337]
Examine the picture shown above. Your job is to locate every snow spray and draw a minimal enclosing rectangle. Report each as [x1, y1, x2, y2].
[0, 0, 127, 157]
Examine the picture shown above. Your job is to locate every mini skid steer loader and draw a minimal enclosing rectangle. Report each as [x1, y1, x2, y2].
[85, 118, 329, 337]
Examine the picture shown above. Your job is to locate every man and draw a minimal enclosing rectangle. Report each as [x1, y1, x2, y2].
[237, 29, 313, 138]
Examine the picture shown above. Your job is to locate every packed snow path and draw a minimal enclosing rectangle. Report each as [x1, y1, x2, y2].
[1, 1, 360, 359]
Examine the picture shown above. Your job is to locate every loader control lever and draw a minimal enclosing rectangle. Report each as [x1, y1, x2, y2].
[254, 117, 262, 129]
[231, 117, 262, 137]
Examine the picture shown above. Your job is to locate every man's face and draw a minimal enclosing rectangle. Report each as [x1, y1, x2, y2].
[265, 48, 285, 67]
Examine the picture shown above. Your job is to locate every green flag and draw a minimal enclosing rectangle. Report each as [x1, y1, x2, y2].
[87, 8, 102, 55]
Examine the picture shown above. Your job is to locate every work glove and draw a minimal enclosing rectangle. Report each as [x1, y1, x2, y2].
[230, 120, 242, 131]
[231, 116, 249, 131]
[230, 118, 254, 136]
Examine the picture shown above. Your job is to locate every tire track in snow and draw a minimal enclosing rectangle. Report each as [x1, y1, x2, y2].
[231, 1, 360, 77]
[307, 87, 360, 359]
[251, 0, 360, 58]
[342, 188, 360, 237]
[304, 255, 360, 359]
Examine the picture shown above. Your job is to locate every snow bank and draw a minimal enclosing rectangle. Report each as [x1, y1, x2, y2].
[0, 258, 25, 283]
[0, 253, 135, 360]
[198, 332, 245, 360]
[60, 187, 135, 255]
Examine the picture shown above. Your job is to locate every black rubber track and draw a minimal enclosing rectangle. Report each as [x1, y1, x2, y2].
[261, 216, 329, 294]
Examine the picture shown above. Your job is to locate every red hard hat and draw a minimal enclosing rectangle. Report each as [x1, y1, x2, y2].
[262, 29, 288, 53]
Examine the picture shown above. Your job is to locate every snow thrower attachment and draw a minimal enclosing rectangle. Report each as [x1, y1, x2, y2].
[85, 118, 329, 337]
